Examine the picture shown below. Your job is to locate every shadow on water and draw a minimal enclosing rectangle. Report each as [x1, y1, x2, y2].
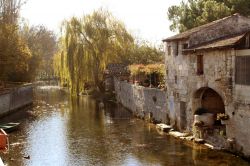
[0, 86, 249, 166]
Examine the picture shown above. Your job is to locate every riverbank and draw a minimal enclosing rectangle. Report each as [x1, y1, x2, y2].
[113, 79, 250, 162]
[120, 104, 250, 162]
[0, 84, 33, 118]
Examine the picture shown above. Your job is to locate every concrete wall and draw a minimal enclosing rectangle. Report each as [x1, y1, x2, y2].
[114, 79, 168, 123]
[0, 84, 33, 117]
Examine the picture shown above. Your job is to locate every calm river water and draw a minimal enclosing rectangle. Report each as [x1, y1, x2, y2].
[0, 86, 249, 166]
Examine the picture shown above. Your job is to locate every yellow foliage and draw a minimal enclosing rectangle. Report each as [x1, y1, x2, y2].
[54, 8, 134, 94]
[129, 64, 165, 77]
[0, 23, 32, 81]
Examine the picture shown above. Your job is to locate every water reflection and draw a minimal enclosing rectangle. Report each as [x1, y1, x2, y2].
[0, 86, 249, 166]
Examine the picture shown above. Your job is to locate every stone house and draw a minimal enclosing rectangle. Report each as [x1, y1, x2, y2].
[163, 14, 250, 157]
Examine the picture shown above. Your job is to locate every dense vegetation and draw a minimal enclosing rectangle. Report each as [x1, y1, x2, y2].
[0, 2, 163, 94]
[0, 0, 30, 82]
[168, 0, 250, 32]
[54, 8, 163, 95]
[129, 64, 165, 88]
[0, 0, 57, 83]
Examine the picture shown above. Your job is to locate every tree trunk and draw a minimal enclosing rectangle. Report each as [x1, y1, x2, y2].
[93, 56, 104, 92]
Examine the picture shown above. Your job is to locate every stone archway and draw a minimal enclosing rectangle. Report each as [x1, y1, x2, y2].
[192, 87, 227, 142]
[201, 88, 225, 114]
[193, 87, 225, 115]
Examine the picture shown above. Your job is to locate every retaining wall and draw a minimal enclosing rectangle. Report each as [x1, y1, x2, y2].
[0, 84, 33, 117]
[114, 78, 168, 123]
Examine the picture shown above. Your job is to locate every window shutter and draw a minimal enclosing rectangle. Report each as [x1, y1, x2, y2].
[246, 57, 250, 85]
[236, 56, 250, 85]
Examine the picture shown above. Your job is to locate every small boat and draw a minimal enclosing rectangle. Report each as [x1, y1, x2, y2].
[0, 129, 9, 151]
[0, 123, 20, 133]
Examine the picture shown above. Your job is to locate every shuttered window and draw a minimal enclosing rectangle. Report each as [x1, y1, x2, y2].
[197, 55, 204, 75]
[235, 56, 250, 85]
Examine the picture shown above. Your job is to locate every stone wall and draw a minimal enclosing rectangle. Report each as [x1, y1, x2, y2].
[0, 84, 33, 117]
[226, 104, 250, 157]
[114, 78, 168, 123]
[165, 41, 234, 131]
[0, 91, 11, 115]
[227, 49, 250, 157]
[165, 40, 250, 158]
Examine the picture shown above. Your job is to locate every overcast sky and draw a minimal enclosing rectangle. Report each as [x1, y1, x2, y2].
[21, 0, 181, 44]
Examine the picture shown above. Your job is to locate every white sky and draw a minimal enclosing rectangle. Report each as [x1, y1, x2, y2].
[21, 0, 182, 45]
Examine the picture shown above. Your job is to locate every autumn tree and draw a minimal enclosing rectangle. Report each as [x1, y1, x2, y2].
[0, 0, 22, 24]
[167, 0, 250, 32]
[0, 0, 31, 82]
[20, 24, 57, 81]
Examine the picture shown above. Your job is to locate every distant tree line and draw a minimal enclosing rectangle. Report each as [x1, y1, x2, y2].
[168, 0, 250, 32]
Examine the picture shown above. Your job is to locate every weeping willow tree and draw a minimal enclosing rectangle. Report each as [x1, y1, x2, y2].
[54, 9, 134, 95]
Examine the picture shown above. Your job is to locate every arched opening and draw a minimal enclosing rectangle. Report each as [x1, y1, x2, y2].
[193, 87, 225, 115]
[192, 87, 227, 141]
[201, 88, 225, 114]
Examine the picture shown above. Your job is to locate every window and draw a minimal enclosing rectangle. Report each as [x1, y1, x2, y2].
[235, 56, 250, 85]
[175, 42, 179, 56]
[175, 75, 177, 84]
[167, 45, 171, 56]
[197, 55, 204, 75]
[183, 43, 188, 49]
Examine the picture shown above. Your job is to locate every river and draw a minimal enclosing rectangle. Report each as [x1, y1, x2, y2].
[0, 86, 249, 166]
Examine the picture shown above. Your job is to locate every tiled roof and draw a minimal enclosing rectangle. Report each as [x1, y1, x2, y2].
[183, 33, 246, 52]
[163, 14, 243, 42]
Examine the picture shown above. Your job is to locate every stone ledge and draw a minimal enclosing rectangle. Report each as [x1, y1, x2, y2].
[169, 131, 190, 138]
[156, 124, 172, 132]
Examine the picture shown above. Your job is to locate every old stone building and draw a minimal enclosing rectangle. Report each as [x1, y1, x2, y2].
[163, 14, 250, 157]
[104, 63, 129, 91]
